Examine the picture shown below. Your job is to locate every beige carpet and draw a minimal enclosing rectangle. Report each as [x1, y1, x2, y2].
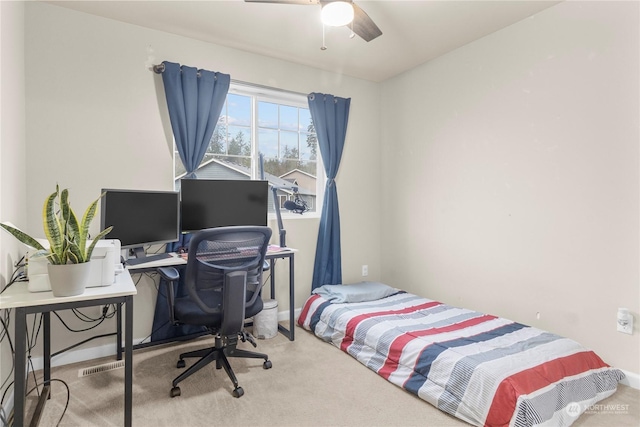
[25, 325, 639, 426]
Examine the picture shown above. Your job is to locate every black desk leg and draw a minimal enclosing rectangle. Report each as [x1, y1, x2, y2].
[31, 313, 51, 426]
[124, 297, 133, 427]
[116, 302, 123, 361]
[272, 254, 295, 341]
[44, 312, 51, 388]
[14, 307, 27, 427]
[269, 259, 275, 298]
[288, 255, 295, 341]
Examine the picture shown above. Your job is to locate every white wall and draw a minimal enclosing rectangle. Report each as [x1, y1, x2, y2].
[15, 2, 381, 357]
[0, 0, 26, 417]
[2, 0, 638, 411]
[381, 1, 639, 374]
[0, 0, 26, 279]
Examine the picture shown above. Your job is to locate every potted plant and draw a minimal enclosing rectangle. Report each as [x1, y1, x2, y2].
[1, 185, 113, 297]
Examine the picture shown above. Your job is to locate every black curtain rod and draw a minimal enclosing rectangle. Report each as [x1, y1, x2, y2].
[152, 63, 309, 98]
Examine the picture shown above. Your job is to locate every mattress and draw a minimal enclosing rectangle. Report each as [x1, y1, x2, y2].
[297, 287, 625, 427]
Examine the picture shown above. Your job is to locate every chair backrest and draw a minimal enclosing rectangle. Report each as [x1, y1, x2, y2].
[184, 226, 272, 333]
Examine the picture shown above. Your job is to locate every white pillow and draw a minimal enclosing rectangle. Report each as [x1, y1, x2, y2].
[312, 281, 398, 303]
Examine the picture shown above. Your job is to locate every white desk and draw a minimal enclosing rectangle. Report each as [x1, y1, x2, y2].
[0, 271, 137, 427]
[124, 252, 186, 269]
[127, 247, 297, 341]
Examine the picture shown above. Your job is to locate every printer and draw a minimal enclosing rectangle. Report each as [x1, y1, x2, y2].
[27, 239, 121, 293]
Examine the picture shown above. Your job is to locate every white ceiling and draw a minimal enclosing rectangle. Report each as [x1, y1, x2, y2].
[46, 0, 561, 82]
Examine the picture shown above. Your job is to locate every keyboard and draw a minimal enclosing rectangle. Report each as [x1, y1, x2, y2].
[125, 253, 174, 266]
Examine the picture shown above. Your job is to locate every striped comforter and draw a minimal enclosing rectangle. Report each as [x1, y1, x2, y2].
[297, 291, 625, 427]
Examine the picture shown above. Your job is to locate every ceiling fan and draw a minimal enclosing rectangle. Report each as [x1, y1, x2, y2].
[244, 0, 383, 42]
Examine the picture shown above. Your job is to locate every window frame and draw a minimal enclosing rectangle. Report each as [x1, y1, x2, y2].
[174, 82, 325, 220]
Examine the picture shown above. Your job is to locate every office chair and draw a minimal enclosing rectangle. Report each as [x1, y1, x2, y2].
[157, 226, 273, 398]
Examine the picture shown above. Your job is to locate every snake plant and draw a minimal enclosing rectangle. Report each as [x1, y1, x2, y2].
[0, 185, 113, 265]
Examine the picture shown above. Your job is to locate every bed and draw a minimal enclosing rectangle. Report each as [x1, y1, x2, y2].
[297, 282, 625, 427]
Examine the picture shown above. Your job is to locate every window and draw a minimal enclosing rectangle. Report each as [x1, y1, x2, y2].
[174, 83, 322, 215]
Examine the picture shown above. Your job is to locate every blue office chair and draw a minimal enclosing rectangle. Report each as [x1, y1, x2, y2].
[158, 226, 273, 398]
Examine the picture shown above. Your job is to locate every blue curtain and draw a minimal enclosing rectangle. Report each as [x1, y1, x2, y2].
[161, 61, 230, 178]
[308, 93, 351, 291]
[151, 61, 229, 341]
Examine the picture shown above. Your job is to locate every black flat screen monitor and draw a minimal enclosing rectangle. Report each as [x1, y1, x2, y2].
[100, 189, 180, 254]
[180, 179, 268, 232]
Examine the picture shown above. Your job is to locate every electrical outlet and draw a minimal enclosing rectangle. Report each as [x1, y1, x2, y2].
[617, 320, 633, 334]
[362, 265, 368, 276]
[617, 308, 633, 335]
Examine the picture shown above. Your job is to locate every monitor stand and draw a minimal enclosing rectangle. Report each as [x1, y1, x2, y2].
[131, 246, 146, 259]
[125, 247, 172, 266]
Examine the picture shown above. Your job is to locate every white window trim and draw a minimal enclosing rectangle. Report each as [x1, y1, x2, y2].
[229, 83, 324, 219]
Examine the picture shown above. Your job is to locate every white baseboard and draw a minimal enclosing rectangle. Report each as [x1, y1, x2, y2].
[22, 310, 640, 391]
[28, 338, 148, 372]
[620, 369, 640, 389]
[277, 308, 301, 323]
[25, 308, 301, 372]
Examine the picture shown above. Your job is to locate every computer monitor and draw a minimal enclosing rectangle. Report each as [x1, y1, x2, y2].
[180, 179, 268, 233]
[100, 189, 180, 258]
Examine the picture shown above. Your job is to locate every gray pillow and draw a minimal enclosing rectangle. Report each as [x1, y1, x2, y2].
[312, 281, 398, 303]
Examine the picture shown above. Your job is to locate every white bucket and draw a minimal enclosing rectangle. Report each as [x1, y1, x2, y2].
[253, 299, 278, 339]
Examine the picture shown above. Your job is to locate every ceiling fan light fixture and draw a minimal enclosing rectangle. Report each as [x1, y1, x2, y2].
[321, 1, 354, 27]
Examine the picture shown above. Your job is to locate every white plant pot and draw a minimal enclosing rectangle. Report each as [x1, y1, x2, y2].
[47, 262, 91, 297]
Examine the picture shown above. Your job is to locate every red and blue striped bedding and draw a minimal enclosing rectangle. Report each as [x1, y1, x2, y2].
[297, 291, 625, 427]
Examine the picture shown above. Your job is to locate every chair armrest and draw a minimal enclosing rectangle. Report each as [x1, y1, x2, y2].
[157, 266, 180, 282]
[157, 266, 180, 324]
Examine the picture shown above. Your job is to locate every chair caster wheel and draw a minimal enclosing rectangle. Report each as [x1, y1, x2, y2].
[232, 387, 244, 398]
[177, 359, 186, 368]
[170, 386, 181, 398]
[263, 360, 272, 369]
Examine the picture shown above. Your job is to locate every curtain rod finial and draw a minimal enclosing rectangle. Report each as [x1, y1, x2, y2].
[153, 63, 165, 74]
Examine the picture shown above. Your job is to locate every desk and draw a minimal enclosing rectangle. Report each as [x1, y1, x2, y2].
[127, 247, 296, 341]
[265, 248, 295, 340]
[0, 271, 137, 427]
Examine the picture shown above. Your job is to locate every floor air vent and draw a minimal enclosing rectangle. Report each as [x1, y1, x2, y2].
[78, 360, 125, 378]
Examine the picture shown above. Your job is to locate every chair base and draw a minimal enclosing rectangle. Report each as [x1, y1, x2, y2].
[170, 335, 271, 398]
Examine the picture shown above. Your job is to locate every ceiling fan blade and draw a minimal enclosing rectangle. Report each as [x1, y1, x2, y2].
[244, 0, 318, 4]
[351, 3, 382, 42]
[245, 0, 382, 42]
